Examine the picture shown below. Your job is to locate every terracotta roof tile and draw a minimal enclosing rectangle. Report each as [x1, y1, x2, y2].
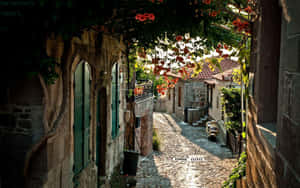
[188, 59, 239, 80]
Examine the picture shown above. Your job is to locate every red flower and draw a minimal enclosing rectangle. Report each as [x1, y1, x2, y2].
[222, 54, 229, 58]
[184, 47, 189, 54]
[139, 15, 147, 22]
[159, 0, 163, 3]
[148, 13, 155, 21]
[232, 18, 241, 26]
[135, 14, 142, 20]
[173, 47, 179, 53]
[216, 48, 223, 56]
[144, 13, 150, 18]
[210, 11, 217, 17]
[176, 56, 184, 62]
[244, 6, 252, 13]
[202, 0, 211, 5]
[176, 35, 183, 41]
[224, 44, 228, 50]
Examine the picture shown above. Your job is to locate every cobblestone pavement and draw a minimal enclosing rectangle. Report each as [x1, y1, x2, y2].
[135, 112, 237, 188]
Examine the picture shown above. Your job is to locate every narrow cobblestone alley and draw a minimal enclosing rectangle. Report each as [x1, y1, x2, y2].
[135, 112, 237, 188]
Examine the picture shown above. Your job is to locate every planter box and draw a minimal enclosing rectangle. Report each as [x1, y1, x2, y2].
[123, 150, 139, 176]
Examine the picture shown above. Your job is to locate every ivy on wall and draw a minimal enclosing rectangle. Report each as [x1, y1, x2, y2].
[222, 151, 247, 188]
[221, 87, 242, 133]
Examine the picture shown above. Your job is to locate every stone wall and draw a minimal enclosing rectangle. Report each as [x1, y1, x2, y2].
[247, 99, 277, 187]
[135, 97, 154, 156]
[0, 31, 127, 188]
[246, 0, 300, 187]
[154, 88, 175, 114]
[184, 81, 207, 108]
[0, 76, 45, 188]
[276, 0, 300, 186]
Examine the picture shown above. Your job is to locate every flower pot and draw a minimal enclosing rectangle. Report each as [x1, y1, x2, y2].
[123, 150, 139, 176]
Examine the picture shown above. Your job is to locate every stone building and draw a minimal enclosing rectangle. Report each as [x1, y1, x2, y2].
[245, 0, 300, 187]
[156, 59, 239, 124]
[205, 67, 240, 143]
[0, 31, 129, 188]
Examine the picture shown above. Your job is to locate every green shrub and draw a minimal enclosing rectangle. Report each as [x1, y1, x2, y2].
[152, 129, 161, 151]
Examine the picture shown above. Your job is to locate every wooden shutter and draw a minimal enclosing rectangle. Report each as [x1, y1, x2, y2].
[111, 64, 117, 138]
[74, 63, 84, 174]
[83, 63, 90, 166]
[73, 62, 91, 175]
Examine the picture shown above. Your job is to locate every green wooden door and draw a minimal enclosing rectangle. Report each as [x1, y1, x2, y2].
[74, 62, 91, 177]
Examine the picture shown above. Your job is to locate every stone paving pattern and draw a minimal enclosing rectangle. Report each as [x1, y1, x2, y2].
[135, 113, 237, 188]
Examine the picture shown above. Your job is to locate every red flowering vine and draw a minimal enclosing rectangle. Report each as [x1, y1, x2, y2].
[135, 13, 155, 22]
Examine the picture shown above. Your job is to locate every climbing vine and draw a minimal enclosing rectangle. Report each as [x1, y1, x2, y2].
[222, 152, 247, 188]
[221, 87, 242, 133]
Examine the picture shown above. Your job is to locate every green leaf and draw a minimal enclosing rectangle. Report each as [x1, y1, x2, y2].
[242, 132, 246, 138]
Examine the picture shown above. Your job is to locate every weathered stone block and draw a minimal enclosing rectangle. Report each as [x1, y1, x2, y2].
[277, 115, 300, 175]
[17, 119, 32, 129]
[19, 113, 31, 119]
[13, 106, 23, 113]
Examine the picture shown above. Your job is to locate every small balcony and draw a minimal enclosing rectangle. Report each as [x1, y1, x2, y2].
[134, 82, 154, 117]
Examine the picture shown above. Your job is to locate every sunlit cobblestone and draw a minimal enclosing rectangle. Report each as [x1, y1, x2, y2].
[135, 113, 237, 188]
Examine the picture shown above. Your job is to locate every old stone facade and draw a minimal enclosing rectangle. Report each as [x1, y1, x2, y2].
[135, 97, 154, 156]
[0, 32, 128, 188]
[155, 79, 208, 122]
[206, 68, 240, 143]
[246, 0, 300, 187]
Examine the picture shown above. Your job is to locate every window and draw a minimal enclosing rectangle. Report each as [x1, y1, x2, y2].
[209, 86, 213, 108]
[168, 89, 171, 100]
[216, 96, 219, 109]
[178, 86, 182, 107]
[111, 63, 120, 139]
[135, 117, 141, 128]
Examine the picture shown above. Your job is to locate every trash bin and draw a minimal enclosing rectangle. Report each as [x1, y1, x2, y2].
[123, 150, 139, 175]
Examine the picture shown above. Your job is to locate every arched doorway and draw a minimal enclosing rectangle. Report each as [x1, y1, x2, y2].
[73, 61, 91, 184]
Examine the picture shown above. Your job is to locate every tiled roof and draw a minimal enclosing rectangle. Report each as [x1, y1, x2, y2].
[212, 67, 239, 81]
[188, 59, 240, 80]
